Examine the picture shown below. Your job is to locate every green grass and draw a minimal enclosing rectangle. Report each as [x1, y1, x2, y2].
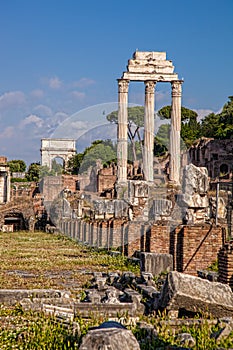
[0, 230, 139, 291]
[2, 231, 233, 349]
[132, 313, 233, 349]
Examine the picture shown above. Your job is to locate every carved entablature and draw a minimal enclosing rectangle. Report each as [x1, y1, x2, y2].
[145, 81, 155, 94]
[122, 51, 180, 82]
[118, 79, 129, 93]
[171, 81, 183, 97]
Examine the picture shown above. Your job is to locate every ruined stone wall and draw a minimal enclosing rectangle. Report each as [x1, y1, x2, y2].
[97, 174, 116, 193]
[60, 219, 225, 276]
[189, 138, 233, 179]
[145, 224, 224, 275]
[62, 175, 79, 192]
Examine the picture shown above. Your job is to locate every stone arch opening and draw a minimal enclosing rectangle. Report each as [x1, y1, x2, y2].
[220, 163, 229, 176]
[51, 156, 64, 175]
[3, 212, 25, 231]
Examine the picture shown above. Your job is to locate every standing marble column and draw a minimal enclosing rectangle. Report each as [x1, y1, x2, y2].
[117, 79, 129, 184]
[144, 80, 155, 182]
[170, 80, 183, 184]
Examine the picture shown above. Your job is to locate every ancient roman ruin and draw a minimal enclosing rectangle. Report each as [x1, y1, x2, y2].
[2, 51, 233, 347]
[117, 51, 183, 190]
[41, 138, 76, 170]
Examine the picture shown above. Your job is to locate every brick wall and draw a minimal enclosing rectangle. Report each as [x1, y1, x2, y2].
[218, 241, 233, 287]
[145, 224, 225, 275]
[177, 224, 225, 275]
[60, 219, 225, 276]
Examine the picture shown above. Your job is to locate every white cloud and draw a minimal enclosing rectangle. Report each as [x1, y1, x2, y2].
[48, 76, 62, 89]
[0, 91, 26, 110]
[0, 126, 15, 138]
[33, 104, 53, 117]
[71, 91, 86, 100]
[53, 111, 69, 122]
[72, 78, 95, 88]
[30, 89, 44, 98]
[19, 114, 43, 129]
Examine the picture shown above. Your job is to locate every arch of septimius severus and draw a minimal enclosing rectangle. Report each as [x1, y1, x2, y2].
[116, 51, 183, 193]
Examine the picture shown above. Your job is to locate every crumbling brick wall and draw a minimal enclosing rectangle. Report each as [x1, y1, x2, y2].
[97, 167, 116, 194]
[144, 224, 225, 275]
[60, 219, 225, 276]
[218, 241, 233, 288]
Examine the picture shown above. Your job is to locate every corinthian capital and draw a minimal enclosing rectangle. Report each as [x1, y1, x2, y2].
[171, 80, 182, 97]
[145, 80, 155, 94]
[118, 79, 129, 93]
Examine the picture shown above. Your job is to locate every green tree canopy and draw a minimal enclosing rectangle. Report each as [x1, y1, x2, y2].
[157, 105, 198, 121]
[67, 153, 84, 175]
[67, 140, 116, 174]
[106, 106, 144, 127]
[26, 162, 41, 182]
[7, 159, 26, 173]
[157, 105, 201, 147]
[201, 96, 233, 139]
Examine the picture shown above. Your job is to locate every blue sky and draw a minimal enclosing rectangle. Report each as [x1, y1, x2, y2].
[0, 0, 232, 164]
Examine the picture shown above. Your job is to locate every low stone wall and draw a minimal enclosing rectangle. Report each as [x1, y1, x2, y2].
[59, 219, 150, 253]
[59, 219, 225, 276]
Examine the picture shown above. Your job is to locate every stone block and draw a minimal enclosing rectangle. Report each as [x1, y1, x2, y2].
[79, 325, 140, 350]
[158, 271, 233, 317]
[152, 199, 173, 216]
[140, 252, 173, 276]
[114, 200, 129, 218]
[133, 181, 148, 198]
[182, 164, 209, 195]
[210, 196, 227, 219]
[181, 193, 209, 208]
[133, 51, 166, 60]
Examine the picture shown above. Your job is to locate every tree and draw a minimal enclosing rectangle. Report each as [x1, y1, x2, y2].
[155, 124, 170, 150]
[157, 105, 201, 147]
[51, 159, 63, 175]
[26, 162, 41, 182]
[106, 106, 144, 162]
[79, 140, 116, 173]
[67, 140, 117, 174]
[158, 105, 198, 122]
[200, 113, 220, 138]
[200, 97, 233, 139]
[67, 153, 84, 175]
[7, 159, 26, 173]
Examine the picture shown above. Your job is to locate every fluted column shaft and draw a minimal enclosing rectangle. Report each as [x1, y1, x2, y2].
[117, 79, 129, 183]
[144, 81, 155, 182]
[170, 80, 183, 184]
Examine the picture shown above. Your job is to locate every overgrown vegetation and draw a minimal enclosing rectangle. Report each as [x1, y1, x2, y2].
[0, 230, 139, 291]
[1, 231, 233, 348]
[132, 312, 233, 349]
[1, 305, 233, 349]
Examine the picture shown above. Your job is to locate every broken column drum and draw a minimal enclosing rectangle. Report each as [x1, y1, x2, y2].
[117, 51, 183, 188]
